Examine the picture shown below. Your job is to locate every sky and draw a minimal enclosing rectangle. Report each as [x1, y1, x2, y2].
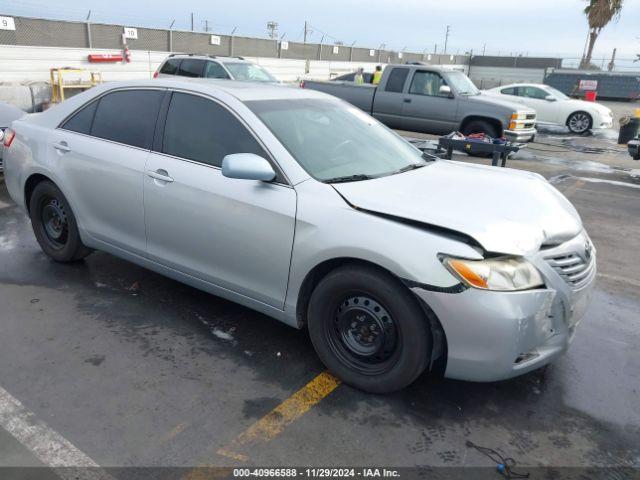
[3, 0, 640, 61]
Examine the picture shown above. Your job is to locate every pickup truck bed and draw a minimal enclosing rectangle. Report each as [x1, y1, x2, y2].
[302, 64, 537, 142]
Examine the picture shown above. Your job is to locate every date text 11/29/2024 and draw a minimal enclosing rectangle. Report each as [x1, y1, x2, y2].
[233, 468, 400, 477]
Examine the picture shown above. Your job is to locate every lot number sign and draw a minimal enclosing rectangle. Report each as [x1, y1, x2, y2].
[123, 27, 138, 40]
[0, 16, 16, 31]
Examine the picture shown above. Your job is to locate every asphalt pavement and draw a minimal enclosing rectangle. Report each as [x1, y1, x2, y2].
[0, 126, 638, 478]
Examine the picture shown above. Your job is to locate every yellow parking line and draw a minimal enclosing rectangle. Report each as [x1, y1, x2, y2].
[216, 371, 341, 462]
[561, 178, 586, 199]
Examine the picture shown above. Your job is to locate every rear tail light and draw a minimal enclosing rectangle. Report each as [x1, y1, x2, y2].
[299, 80, 305, 88]
[153, 71, 159, 79]
[3, 128, 15, 147]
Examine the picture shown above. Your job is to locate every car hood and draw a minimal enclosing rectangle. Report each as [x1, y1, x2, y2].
[332, 160, 582, 256]
[474, 93, 533, 113]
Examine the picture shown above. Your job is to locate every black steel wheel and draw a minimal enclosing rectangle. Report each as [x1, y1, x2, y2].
[308, 264, 432, 393]
[327, 294, 400, 376]
[40, 196, 69, 250]
[29, 180, 92, 262]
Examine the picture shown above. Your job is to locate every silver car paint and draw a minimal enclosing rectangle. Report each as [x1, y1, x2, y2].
[3, 78, 595, 382]
[332, 160, 583, 256]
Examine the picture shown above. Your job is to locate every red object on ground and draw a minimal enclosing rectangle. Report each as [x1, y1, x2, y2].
[88, 53, 124, 63]
[585, 91, 598, 102]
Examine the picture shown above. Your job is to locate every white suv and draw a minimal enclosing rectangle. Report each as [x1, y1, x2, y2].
[154, 54, 277, 83]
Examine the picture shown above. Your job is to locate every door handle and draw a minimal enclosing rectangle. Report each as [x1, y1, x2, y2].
[403, 98, 412, 103]
[53, 142, 71, 153]
[146, 169, 174, 183]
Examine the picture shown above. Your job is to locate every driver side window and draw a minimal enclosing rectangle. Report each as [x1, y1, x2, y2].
[408, 71, 448, 97]
[520, 86, 548, 100]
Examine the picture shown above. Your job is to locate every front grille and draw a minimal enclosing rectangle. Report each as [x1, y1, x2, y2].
[525, 113, 536, 120]
[545, 252, 595, 290]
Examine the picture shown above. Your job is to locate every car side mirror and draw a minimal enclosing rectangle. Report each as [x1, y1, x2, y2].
[545, 95, 557, 102]
[222, 153, 276, 182]
[439, 85, 453, 98]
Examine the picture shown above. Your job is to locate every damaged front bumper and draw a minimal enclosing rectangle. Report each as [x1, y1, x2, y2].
[412, 231, 596, 382]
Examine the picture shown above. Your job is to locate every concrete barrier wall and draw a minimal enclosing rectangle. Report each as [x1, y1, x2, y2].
[469, 66, 547, 90]
[0, 45, 387, 84]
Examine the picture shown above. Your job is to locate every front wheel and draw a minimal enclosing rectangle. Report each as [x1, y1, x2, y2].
[29, 180, 92, 262]
[308, 265, 431, 393]
[567, 111, 592, 134]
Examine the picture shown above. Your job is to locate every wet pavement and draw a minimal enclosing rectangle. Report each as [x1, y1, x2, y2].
[0, 127, 639, 476]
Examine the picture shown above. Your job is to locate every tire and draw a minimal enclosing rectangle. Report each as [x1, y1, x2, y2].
[308, 264, 431, 393]
[567, 111, 592, 134]
[29, 180, 92, 262]
[461, 120, 499, 157]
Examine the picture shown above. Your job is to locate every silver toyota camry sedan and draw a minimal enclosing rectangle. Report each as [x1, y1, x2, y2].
[3, 79, 596, 393]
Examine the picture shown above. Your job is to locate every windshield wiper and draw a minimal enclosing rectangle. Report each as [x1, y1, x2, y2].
[324, 174, 375, 183]
[395, 163, 427, 173]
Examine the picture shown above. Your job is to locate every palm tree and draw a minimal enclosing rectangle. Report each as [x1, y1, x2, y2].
[580, 0, 624, 69]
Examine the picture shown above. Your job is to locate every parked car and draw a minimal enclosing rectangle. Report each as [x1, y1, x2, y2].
[0, 102, 26, 172]
[302, 64, 537, 142]
[154, 54, 278, 83]
[3, 79, 595, 393]
[332, 71, 374, 84]
[483, 83, 614, 134]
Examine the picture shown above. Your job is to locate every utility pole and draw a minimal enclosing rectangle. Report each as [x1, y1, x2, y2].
[482, 43, 486, 56]
[85, 10, 92, 49]
[303, 21, 309, 43]
[443, 25, 450, 54]
[191, 13, 194, 31]
[607, 47, 617, 72]
[204, 20, 209, 32]
[168, 19, 175, 52]
[267, 21, 278, 39]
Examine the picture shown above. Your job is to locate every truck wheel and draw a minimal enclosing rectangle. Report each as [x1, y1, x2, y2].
[567, 111, 592, 134]
[308, 264, 431, 393]
[29, 180, 92, 262]
[461, 120, 499, 157]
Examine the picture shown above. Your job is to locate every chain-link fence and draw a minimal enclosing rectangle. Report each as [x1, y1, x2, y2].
[0, 14, 487, 67]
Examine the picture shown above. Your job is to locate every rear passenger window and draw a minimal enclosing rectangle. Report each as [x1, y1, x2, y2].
[204, 62, 229, 79]
[501, 87, 516, 95]
[177, 59, 204, 78]
[162, 92, 267, 168]
[91, 90, 164, 149]
[160, 58, 180, 75]
[61, 100, 98, 134]
[385, 68, 409, 93]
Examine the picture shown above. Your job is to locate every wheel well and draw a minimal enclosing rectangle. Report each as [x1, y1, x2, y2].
[296, 257, 448, 375]
[566, 110, 592, 126]
[460, 116, 503, 136]
[24, 174, 51, 214]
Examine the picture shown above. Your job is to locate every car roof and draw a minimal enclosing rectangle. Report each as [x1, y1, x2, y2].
[164, 54, 251, 64]
[92, 78, 331, 102]
[496, 83, 548, 89]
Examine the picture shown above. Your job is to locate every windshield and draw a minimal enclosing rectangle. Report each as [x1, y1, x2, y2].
[247, 98, 427, 182]
[224, 63, 276, 82]
[447, 71, 480, 96]
[545, 86, 569, 100]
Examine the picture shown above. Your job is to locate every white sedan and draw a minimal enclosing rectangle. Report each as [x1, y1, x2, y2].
[483, 83, 614, 134]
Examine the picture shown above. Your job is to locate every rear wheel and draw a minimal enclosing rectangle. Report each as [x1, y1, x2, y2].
[308, 265, 431, 393]
[461, 120, 499, 157]
[29, 180, 92, 262]
[567, 111, 592, 134]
